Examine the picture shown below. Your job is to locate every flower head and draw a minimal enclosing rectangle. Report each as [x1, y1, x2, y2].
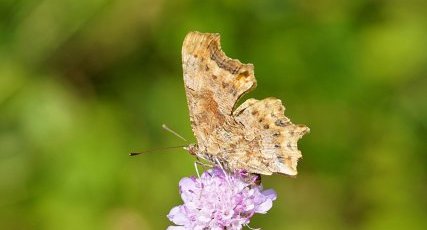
[167, 167, 277, 230]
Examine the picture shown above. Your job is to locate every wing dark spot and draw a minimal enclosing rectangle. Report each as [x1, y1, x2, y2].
[274, 144, 280, 148]
[206, 66, 210, 71]
[273, 132, 280, 137]
[236, 70, 250, 81]
[212, 74, 217, 79]
[264, 124, 269, 129]
[275, 119, 289, 127]
[251, 110, 258, 115]
[241, 70, 250, 77]
[258, 118, 263, 122]
[222, 82, 229, 88]
[228, 88, 235, 95]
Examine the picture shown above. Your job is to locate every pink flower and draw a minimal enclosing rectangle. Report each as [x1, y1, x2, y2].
[167, 167, 277, 230]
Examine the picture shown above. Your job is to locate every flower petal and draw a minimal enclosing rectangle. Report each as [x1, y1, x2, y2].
[262, 189, 277, 200]
[255, 199, 273, 214]
[167, 206, 188, 225]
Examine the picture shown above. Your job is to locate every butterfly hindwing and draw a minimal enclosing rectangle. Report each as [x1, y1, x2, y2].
[233, 98, 309, 175]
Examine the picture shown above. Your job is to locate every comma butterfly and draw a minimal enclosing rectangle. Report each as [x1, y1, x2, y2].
[182, 32, 309, 176]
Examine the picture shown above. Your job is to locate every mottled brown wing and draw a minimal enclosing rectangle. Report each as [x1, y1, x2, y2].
[182, 32, 256, 155]
[182, 31, 309, 175]
[233, 98, 310, 175]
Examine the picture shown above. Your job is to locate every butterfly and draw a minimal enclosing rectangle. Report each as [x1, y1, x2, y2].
[182, 31, 309, 176]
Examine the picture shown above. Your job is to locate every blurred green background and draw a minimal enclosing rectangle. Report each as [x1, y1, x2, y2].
[1, 0, 426, 229]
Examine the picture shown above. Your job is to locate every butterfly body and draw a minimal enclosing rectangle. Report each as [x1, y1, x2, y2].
[182, 32, 309, 176]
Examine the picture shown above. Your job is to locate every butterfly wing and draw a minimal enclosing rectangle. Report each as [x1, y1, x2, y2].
[233, 98, 309, 175]
[182, 32, 256, 155]
[182, 31, 309, 175]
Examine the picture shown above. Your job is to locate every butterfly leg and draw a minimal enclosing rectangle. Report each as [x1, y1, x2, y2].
[195, 159, 213, 169]
[194, 157, 214, 177]
[214, 157, 232, 185]
[193, 161, 201, 178]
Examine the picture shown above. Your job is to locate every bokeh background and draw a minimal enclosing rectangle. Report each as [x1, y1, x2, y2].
[1, 0, 427, 229]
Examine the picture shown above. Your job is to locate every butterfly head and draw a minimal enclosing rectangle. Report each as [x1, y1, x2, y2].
[183, 143, 198, 156]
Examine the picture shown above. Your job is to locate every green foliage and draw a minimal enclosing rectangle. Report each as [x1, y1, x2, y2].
[1, 0, 426, 229]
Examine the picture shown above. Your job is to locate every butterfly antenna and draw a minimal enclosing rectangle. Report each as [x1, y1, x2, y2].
[129, 145, 187, 156]
[162, 124, 188, 142]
